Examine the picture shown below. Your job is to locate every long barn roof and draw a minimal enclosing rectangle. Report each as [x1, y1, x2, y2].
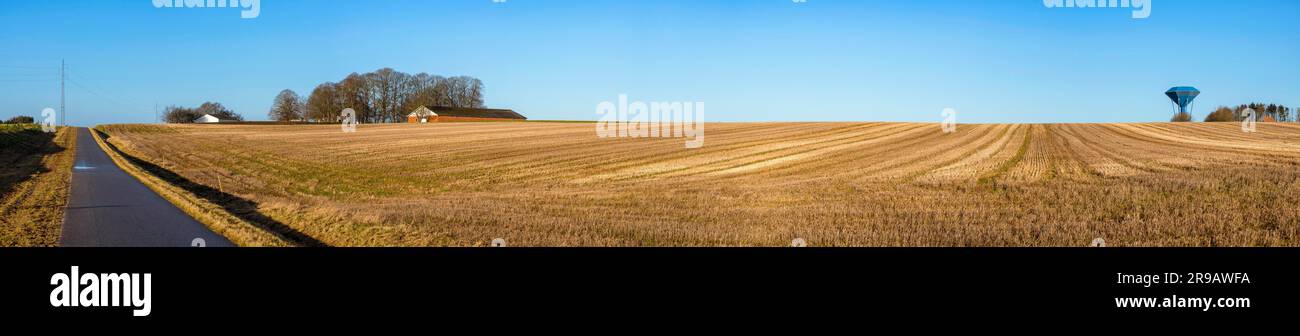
[422, 106, 526, 120]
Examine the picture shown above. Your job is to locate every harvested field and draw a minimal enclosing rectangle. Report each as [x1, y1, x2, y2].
[97, 122, 1300, 247]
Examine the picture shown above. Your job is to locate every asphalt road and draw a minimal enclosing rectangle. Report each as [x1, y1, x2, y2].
[59, 128, 235, 247]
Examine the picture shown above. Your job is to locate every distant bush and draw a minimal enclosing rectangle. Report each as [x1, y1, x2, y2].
[1204, 107, 1236, 122]
[1170, 112, 1192, 122]
[4, 115, 35, 124]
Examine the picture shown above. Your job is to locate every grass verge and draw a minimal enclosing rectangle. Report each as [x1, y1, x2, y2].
[0, 126, 76, 246]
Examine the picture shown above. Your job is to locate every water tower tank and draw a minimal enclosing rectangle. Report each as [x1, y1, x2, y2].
[1165, 86, 1200, 114]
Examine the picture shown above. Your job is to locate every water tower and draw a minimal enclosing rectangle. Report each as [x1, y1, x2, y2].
[1165, 86, 1200, 116]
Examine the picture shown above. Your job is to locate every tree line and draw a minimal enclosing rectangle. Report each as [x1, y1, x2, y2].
[269, 68, 486, 123]
[162, 102, 244, 124]
[1202, 103, 1294, 122]
[3, 116, 35, 124]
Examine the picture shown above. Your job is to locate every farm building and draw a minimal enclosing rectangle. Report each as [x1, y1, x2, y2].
[407, 106, 526, 123]
[193, 114, 222, 123]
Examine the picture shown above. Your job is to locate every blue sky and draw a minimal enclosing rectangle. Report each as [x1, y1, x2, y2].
[1, 0, 1297, 126]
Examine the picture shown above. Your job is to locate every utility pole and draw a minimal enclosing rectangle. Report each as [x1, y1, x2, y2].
[60, 59, 65, 127]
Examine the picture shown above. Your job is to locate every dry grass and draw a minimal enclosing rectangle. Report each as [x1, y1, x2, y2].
[97, 122, 1300, 247]
[1, 125, 76, 246]
[89, 128, 295, 247]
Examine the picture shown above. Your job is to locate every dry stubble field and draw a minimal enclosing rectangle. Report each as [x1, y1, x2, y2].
[97, 122, 1300, 247]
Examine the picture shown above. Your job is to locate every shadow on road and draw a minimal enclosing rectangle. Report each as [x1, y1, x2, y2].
[95, 129, 327, 247]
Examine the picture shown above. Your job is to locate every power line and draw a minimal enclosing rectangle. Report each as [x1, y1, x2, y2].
[0, 70, 59, 75]
[0, 65, 57, 70]
[67, 72, 134, 104]
[67, 77, 134, 110]
[65, 71, 147, 119]
[0, 74, 60, 78]
[0, 66, 59, 81]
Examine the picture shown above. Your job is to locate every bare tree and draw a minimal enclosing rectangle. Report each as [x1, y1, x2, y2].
[163, 106, 200, 123]
[449, 76, 485, 108]
[402, 74, 450, 112]
[364, 68, 416, 123]
[337, 73, 374, 123]
[466, 77, 484, 108]
[430, 76, 453, 106]
[445, 76, 470, 108]
[306, 82, 342, 122]
[269, 89, 304, 122]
